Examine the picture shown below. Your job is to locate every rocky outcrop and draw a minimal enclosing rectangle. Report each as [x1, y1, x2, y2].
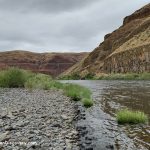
[64, 3, 150, 77]
[103, 44, 150, 73]
[0, 50, 87, 76]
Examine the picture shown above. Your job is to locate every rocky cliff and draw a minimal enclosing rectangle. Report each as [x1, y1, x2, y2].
[64, 4, 150, 77]
[0, 50, 87, 77]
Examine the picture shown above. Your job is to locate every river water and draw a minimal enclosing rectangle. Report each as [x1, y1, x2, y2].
[62, 80, 150, 150]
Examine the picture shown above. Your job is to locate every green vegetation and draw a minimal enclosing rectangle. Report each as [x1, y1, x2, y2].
[59, 73, 96, 80]
[63, 83, 93, 107]
[59, 73, 81, 80]
[25, 74, 52, 90]
[0, 68, 93, 108]
[84, 73, 95, 80]
[0, 68, 30, 88]
[59, 73, 150, 80]
[117, 109, 148, 124]
[82, 98, 93, 108]
[63, 83, 91, 101]
[97, 73, 150, 80]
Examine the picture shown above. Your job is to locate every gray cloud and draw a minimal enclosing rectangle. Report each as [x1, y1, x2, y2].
[0, 0, 99, 13]
[0, 0, 149, 53]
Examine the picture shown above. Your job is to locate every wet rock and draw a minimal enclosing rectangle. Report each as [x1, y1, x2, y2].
[106, 144, 114, 149]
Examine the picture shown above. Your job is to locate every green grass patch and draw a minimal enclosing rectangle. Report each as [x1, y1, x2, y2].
[117, 109, 148, 124]
[58, 73, 81, 80]
[63, 83, 93, 107]
[60, 72, 150, 80]
[25, 74, 52, 90]
[64, 83, 91, 100]
[0, 68, 30, 88]
[97, 73, 150, 80]
[82, 98, 93, 108]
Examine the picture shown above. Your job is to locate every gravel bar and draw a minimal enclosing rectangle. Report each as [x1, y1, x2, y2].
[0, 88, 79, 150]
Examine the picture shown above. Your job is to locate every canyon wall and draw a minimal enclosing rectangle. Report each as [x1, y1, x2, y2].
[64, 3, 150, 77]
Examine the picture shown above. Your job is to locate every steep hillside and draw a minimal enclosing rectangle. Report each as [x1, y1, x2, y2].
[0, 50, 87, 76]
[64, 4, 150, 77]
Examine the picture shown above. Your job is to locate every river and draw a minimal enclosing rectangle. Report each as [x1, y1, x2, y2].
[61, 80, 150, 150]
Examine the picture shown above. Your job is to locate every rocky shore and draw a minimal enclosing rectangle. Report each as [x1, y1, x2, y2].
[0, 88, 79, 150]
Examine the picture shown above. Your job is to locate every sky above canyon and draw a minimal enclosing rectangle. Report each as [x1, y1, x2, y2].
[0, 0, 149, 53]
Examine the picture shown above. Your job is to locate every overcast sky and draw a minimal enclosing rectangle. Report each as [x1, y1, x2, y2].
[0, 0, 149, 53]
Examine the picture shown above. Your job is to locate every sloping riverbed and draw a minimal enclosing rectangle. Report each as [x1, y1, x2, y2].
[62, 80, 150, 150]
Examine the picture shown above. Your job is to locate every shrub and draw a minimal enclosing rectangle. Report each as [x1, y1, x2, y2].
[82, 98, 93, 108]
[64, 83, 91, 101]
[84, 73, 95, 80]
[25, 74, 52, 90]
[52, 81, 64, 89]
[59, 73, 81, 80]
[117, 109, 148, 124]
[138, 72, 150, 80]
[0, 68, 28, 88]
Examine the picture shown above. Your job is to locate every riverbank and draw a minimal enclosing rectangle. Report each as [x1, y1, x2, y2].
[59, 72, 150, 80]
[0, 88, 79, 150]
[0, 68, 93, 108]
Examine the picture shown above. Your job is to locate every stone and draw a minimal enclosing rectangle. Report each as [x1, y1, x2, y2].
[15, 120, 29, 127]
[0, 89, 79, 149]
[61, 114, 69, 120]
[0, 131, 10, 142]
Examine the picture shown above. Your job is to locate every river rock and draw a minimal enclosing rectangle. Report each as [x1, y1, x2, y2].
[0, 131, 10, 142]
[0, 88, 79, 150]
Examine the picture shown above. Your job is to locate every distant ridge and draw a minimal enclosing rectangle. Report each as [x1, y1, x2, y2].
[0, 50, 88, 76]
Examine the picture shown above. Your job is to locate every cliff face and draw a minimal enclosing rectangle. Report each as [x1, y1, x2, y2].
[0, 50, 87, 76]
[65, 4, 150, 77]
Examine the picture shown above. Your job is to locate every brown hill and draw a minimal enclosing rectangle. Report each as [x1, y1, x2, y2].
[64, 4, 150, 77]
[0, 50, 88, 77]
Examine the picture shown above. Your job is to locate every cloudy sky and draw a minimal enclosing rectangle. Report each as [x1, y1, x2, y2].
[0, 0, 149, 53]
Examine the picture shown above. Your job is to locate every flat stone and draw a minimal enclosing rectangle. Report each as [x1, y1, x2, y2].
[15, 120, 29, 127]
[0, 131, 10, 142]
[61, 114, 69, 120]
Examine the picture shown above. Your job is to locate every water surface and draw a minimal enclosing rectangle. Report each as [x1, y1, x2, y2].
[62, 80, 150, 150]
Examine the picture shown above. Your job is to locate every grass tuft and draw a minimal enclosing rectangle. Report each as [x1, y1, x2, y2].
[64, 83, 91, 101]
[0, 68, 29, 88]
[25, 74, 52, 90]
[63, 83, 93, 107]
[82, 98, 93, 108]
[117, 109, 148, 124]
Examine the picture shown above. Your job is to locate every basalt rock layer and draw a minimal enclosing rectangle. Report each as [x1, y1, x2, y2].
[64, 4, 150, 77]
[0, 50, 87, 77]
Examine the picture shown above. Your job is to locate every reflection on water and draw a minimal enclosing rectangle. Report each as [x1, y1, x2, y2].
[62, 80, 150, 149]
[100, 81, 150, 149]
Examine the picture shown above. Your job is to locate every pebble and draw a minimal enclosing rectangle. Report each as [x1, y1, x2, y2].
[0, 131, 10, 142]
[0, 88, 79, 150]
